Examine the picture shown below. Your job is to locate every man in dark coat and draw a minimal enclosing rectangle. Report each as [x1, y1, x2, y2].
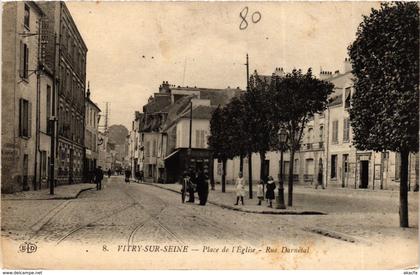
[187, 169, 196, 203]
[95, 166, 104, 190]
[107, 169, 112, 178]
[196, 169, 209, 205]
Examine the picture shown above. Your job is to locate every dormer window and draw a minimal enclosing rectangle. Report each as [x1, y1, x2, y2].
[344, 87, 351, 109]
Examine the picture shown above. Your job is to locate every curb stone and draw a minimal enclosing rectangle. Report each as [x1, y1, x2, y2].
[1, 186, 95, 201]
[146, 182, 327, 215]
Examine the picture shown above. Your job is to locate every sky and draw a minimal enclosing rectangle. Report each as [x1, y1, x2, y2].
[66, 1, 380, 130]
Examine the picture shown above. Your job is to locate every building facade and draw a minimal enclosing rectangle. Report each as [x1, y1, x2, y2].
[129, 81, 242, 183]
[38, 1, 88, 185]
[1, 2, 53, 193]
[214, 62, 419, 191]
[84, 84, 101, 181]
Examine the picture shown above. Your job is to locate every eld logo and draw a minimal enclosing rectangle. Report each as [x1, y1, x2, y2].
[19, 242, 37, 253]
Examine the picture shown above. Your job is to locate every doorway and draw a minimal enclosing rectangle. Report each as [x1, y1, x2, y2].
[360, 160, 369, 189]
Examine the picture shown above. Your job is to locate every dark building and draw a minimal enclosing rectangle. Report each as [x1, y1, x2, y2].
[38, 2, 87, 184]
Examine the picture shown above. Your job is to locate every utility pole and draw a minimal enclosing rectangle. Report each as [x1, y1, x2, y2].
[187, 100, 193, 171]
[245, 53, 253, 199]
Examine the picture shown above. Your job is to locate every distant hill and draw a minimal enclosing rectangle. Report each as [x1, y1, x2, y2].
[108, 124, 128, 145]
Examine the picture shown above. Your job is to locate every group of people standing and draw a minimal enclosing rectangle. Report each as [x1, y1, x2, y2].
[234, 173, 277, 207]
[181, 169, 210, 206]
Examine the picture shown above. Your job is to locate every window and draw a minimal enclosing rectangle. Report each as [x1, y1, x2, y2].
[195, 130, 206, 148]
[343, 154, 349, 173]
[294, 159, 299, 174]
[306, 127, 313, 144]
[345, 87, 351, 109]
[152, 140, 157, 156]
[331, 155, 337, 179]
[24, 4, 30, 30]
[305, 158, 314, 175]
[343, 118, 350, 142]
[319, 125, 324, 141]
[332, 120, 339, 144]
[41, 151, 47, 178]
[46, 85, 51, 133]
[19, 98, 31, 138]
[19, 42, 29, 79]
[146, 141, 150, 157]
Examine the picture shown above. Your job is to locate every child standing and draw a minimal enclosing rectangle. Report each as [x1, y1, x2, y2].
[257, 180, 264, 205]
[234, 172, 245, 205]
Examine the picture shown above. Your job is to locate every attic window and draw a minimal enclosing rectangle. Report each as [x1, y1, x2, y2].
[345, 87, 351, 109]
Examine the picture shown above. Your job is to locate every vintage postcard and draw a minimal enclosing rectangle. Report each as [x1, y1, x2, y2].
[1, 0, 419, 270]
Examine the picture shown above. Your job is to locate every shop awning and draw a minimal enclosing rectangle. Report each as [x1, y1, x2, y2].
[164, 149, 180, 161]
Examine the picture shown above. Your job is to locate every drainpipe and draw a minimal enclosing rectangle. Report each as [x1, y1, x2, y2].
[34, 16, 43, 190]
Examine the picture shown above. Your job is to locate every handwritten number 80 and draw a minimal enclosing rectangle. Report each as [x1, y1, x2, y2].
[239, 7, 262, 30]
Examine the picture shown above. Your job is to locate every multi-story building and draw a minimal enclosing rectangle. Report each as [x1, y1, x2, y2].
[84, 84, 101, 181]
[38, 1, 88, 184]
[130, 81, 242, 183]
[1, 2, 55, 193]
[215, 61, 418, 191]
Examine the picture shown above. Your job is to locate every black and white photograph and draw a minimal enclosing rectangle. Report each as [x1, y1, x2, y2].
[1, 1, 419, 271]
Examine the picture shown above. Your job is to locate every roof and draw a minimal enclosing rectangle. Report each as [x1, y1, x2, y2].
[328, 94, 343, 107]
[143, 94, 172, 113]
[86, 97, 101, 112]
[161, 95, 195, 131]
[200, 89, 243, 106]
[179, 105, 216, 120]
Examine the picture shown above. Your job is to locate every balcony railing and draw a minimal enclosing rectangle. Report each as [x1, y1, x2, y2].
[301, 142, 324, 151]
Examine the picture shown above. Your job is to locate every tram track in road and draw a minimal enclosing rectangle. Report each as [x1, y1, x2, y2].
[138, 183, 257, 242]
[122, 186, 185, 245]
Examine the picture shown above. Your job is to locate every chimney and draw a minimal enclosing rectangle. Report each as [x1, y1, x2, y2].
[344, 58, 352, 73]
[274, 67, 285, 77]
[159, 81, 171, 93]
[319, 70, 332, 81]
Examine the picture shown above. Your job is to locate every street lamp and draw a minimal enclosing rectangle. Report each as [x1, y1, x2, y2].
[275, 128, 287, 209]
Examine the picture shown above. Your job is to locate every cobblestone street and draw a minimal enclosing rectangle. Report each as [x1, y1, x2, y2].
[1, 176, 418, 269]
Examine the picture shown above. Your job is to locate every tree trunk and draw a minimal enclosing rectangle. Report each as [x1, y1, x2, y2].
[260, 151, 266, 182]
[288, 149, 295, 206]
[239, 155, 244, 173]
[222, 158, 227, 193]
[399, 149, 409, 228]
[248, 152, 253, 199]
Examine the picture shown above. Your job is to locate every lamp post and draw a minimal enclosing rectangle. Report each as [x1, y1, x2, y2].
[275, 128, 287, 209]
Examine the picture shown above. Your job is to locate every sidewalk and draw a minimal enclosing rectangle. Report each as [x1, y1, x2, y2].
[147, 182, 327, 215]
[1, 183, 96, 200]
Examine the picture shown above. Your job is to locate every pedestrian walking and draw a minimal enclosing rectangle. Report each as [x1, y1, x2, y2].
[94, 166, 104, 191]
[186, 169, 196, 203]
[315, 159, 325, 189]
[265, 176, 276, 208]
[257, 180, 264, 206]
[107, 169, 112, 178]
[234, 172, 245, 205]
[196, 169, 209, 205]
[135, 170, 140, 183]
[125, 169, 131, 183]
[139, 170, 144, 183]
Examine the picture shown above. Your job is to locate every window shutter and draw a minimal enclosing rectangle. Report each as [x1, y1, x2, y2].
[24, 44, 29, 78]
[19, 41, 24, 78]
[28, 101, 32, 137]
[19, 98, 23, 136]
